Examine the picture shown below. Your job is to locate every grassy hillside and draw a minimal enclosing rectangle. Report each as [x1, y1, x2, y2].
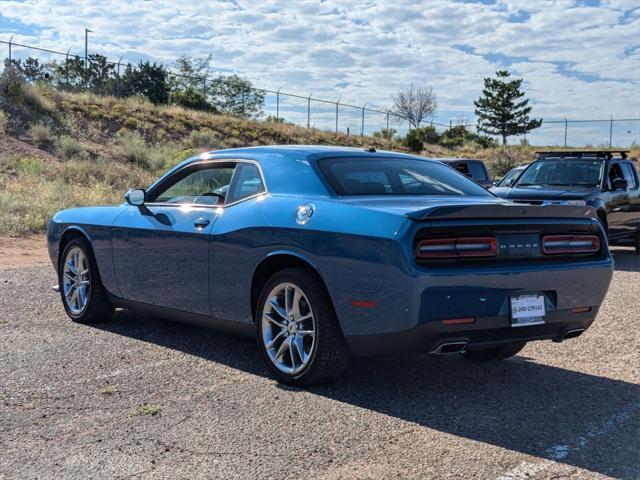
[2, 78, 628, 236]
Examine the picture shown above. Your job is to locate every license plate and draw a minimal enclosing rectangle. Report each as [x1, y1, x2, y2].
[510, 294, 546, 327]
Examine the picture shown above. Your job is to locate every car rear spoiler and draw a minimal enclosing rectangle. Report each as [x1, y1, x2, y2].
[406, 203, 597, 221]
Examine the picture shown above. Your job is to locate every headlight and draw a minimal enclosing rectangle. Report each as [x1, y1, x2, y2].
[562, 200, 587, 206]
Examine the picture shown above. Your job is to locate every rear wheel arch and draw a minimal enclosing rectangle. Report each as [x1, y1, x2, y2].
[251, 253, 335, 324]
[596, 209, 608, 235]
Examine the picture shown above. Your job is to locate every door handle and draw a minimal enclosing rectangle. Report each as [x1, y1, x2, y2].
[194, 217, 211, 229]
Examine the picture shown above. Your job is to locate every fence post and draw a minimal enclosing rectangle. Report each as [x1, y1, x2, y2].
[361, 103, 366, 136]
[8, 35, 12, 63]
[276, 87, 281, 120]
[386, 112, 389, 132]
[609, 116, 613, 147]
[564, 118, 568, 147]
[335, 98, 340, 133]
[307, 93, 312, 128]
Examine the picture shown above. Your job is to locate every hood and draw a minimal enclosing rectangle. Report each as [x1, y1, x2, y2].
[497, 185, 597, 201]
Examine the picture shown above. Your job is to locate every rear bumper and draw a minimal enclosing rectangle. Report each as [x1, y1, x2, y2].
[345, 307, 598, 356]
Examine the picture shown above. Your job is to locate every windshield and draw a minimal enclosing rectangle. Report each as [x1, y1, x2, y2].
[515, 160, 604, 187]
[318, 157, 492, 197]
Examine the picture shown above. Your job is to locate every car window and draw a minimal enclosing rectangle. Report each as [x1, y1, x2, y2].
[608, 163, 624, 187]
[467, 162, 488, 181]
[152, 165, 235, 205]
[226, 163, 266, 204]
[498, 168, 521, 187]
[319, 157, 492, 197]
[516, 160, 604, 187]
[454, 163, 470, 176]
[621, 163, 638, 189]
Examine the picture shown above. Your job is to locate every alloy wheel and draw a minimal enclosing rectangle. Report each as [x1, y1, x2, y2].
[260, 282, 316, 375]
[62, 246, 91, 315]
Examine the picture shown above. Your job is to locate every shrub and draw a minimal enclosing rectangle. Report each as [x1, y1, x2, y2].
[28, 121, 53, 146]
[148, 142, 185, 171]
[372, 128, 397, 141]
[188, 128, 219, 148]
[57, 135, 83, 160]
[403, 129, 424, 152]
[0, 110, 6, 134]
[115, 131, 149, 166]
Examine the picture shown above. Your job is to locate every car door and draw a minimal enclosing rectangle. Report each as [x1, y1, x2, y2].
[111, 161, 236, 315]
[620, 161, 640, 234]
[605, 162, 628, 238]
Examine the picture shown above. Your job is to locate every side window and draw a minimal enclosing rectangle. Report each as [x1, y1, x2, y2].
[621, 163, 638, 189]
[226, 163, 266, 204]
[151, 165, 235, 205]
[455, 163, 471, 177]
[608, 163, 624, 186]
[467, 162, 488, 181]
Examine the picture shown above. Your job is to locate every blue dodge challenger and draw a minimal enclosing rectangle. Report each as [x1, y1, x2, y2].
[48, 146, 613, 385]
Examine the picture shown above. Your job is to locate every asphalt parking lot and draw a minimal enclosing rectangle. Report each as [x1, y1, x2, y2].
[1, 248, 638, 480]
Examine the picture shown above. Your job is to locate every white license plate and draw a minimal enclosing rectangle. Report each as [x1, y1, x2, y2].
[510, 294, 546, 327]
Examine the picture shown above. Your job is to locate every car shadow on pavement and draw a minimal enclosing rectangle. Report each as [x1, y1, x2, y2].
[611, 247, 640, 272]
[91, 311, 640, 479]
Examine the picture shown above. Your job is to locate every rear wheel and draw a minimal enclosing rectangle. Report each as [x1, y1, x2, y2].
[256, 268, 350, 386]
[461, 341, 526, 361]
[59, 237, 114, 323]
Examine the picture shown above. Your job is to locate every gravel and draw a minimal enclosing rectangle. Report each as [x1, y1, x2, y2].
[0, 248, 638, 480]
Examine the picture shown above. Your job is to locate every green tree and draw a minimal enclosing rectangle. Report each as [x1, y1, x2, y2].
[474, 70, 542, 145]
[121, 61, 168, 104]
[209, 74, 264, 117]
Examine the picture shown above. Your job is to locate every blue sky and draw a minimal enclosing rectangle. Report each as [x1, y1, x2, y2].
[1, 0, 639, 145]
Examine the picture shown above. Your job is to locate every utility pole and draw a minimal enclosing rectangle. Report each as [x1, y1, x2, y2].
[85, 28, 92, 70]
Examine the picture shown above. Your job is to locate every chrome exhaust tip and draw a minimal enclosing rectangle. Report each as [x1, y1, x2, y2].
[432, 341, 468, 354]
[52, 284, 60, 293]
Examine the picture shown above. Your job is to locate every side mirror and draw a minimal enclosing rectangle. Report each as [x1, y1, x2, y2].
[612, 178, 628, 191]
[125, 188, 146, 206]
[505, 178, 514, 187]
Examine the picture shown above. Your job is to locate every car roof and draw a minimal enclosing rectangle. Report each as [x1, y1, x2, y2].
[158, 145, 443, 197]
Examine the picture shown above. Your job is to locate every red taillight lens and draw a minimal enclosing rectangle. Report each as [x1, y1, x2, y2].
[416, 237, 497, 259]
[542, 235, 600, 255]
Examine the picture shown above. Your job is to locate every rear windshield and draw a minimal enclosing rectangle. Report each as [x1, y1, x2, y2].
[318, 157, 492, 197]
[516, 160, 604, 187]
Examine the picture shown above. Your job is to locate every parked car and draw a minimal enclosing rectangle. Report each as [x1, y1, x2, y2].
[436, 158, 493, 188]
[48, 146, 614, 385]
[492, 151, 640, 253]
[493, 164, 528, 188]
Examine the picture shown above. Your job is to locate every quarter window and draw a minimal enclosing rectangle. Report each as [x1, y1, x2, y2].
[226, 163, 266, 203]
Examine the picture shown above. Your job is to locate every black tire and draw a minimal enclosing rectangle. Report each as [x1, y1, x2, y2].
[461, 341, 526, 361]
[635, 230, 640, 255]
[255, 268, 351, 386]
[59, 237, 114, 323]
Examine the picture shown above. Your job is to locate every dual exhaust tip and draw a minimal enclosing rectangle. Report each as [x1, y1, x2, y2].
[433, 328, 586, 353]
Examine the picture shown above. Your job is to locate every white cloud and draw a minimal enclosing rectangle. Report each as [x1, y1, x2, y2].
[1, 0, 638, 142]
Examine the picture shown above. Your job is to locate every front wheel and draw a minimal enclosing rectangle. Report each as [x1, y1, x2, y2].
[461, 341, 526, 361]
[59, 237, 114, 323]
[256, 268, 350, 386]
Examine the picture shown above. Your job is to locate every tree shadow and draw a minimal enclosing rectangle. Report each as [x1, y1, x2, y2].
[611, 246, 639, 272]
[90, 311, 640, 479]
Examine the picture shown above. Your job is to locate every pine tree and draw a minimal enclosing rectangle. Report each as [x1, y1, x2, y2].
[474, 70, 542, 145]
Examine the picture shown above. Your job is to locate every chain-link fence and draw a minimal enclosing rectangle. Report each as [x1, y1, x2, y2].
[2, 38, 639, 147]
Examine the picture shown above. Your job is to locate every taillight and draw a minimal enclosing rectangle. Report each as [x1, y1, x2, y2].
[542, 235, 600, 255]
[416, 237, 497, 259]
